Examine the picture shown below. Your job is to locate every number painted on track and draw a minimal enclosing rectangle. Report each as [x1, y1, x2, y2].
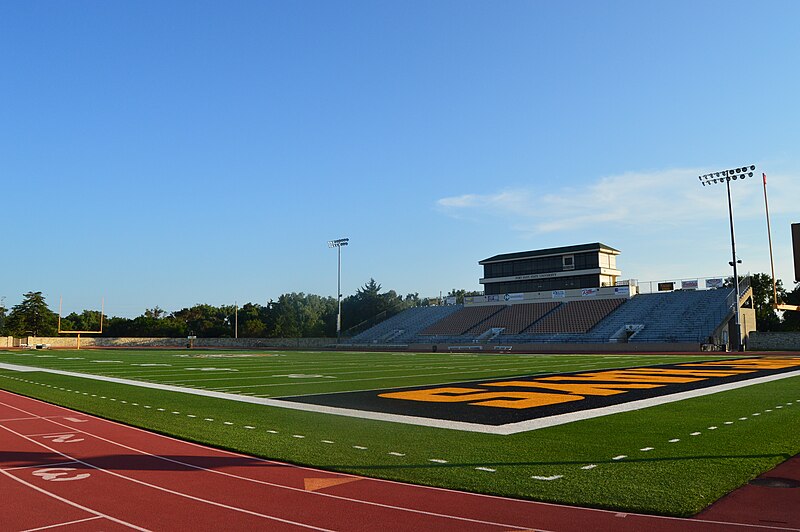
[63, 417, 88, 423]
[32, 468, 91, 482]
[42, 434, 84, 443]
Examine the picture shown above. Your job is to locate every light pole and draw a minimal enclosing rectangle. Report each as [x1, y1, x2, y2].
[698, 164, 755, 351]
[327, 237, 349, 343]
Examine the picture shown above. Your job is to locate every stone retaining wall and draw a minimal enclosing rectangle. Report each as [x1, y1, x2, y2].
[22, 337, 335, 349]
[748, 332, 800, 351]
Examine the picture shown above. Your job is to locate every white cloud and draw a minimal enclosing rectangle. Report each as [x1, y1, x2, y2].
[436, 168, 799, 235]
[436, 167, 800, 285]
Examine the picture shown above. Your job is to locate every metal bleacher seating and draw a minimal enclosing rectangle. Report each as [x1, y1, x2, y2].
[627, 289, 731, 343]
[419, 305, 505, 336]
[349, 287, 736, 346]
[347, 305, 462, 345]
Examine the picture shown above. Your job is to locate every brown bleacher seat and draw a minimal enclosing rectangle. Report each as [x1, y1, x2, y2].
[420, 305, 504, 335]
[527, 298, 625, 334]
[466, 302, 560, 335]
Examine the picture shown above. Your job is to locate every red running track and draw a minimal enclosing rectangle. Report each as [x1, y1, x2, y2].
[0, 389, 795, 532]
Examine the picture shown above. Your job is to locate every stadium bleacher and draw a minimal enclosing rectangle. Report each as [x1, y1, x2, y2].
[466, 302, 560, 335]
[420, 305, 505, 336]
[345, 285, 736, 348]
[348, 305, 462, 345]
[526, 299, 626, 334]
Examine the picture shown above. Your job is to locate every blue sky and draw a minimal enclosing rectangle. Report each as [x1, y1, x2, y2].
[2, 1, 799, 317]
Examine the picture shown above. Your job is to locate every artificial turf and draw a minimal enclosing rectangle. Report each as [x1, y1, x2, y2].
[1, 348, 798, 517]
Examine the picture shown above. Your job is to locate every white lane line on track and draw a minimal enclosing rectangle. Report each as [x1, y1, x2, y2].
[24, 431, 86, 438]
[2, 461, 80, 471]
[0, 398, 538, 531]
[0, 424, 334, 532]
[0, 466, 150, 531]
[21, 515, 104, 532]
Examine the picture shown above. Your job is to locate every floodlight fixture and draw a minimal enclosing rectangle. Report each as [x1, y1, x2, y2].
[327, 237, 349, 343]
[698, 164, 756, 351]
[328, 238, 349, 248]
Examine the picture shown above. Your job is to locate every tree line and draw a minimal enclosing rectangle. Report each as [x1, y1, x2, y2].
[0, 279, 465, 338]
[1, 275, 798, 339]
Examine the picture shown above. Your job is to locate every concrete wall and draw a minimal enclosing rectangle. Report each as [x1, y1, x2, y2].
[748, 332, 800, 351]
[22, 337, 335, 349]
[407, 342, 702, 353]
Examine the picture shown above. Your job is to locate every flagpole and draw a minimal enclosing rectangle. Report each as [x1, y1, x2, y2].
[762, 173, 779, 306]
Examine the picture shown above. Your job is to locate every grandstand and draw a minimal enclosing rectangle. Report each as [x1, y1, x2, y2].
[344, 243, 754, 351]
[348, 305, 461, 345]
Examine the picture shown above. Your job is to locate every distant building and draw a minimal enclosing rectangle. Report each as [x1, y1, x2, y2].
[479, 243, 622, 296]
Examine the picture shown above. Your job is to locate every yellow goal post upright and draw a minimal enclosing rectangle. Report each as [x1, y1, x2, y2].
[58, 297, 105, 349]
[763, 174, 799, 312]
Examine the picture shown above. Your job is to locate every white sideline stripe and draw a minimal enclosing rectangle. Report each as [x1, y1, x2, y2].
[3, 364, 800, 434]
[0, 467, 149, 531]
[21, 516, 103, 532]
[0, 399, 540, 531]
[0, 363, 39, 372]
[0, 424, 334, 532]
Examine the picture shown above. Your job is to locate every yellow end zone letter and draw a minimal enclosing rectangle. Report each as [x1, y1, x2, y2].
[379, 387, 584, 409]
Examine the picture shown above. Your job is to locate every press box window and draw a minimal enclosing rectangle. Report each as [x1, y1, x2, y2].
[563, 255, 575, 270]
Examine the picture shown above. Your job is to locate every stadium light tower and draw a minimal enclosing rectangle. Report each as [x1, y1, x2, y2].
[698, 165, 755, 351]
[327, 237, 349, 343]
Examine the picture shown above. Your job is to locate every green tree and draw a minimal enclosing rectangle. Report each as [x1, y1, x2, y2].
[272, 293, 336, 338]
[0, 297, 7, 335]
[237, 303, 270, 338]
[748, 273, 787, 331]
[172, 304, 234, 337]
[447, 288, 483, 304]
[60, 310, 104, 332]
[5, 291, 58, 337]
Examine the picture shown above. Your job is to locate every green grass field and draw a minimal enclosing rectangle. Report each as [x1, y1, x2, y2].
[1, 348, 798, 517]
